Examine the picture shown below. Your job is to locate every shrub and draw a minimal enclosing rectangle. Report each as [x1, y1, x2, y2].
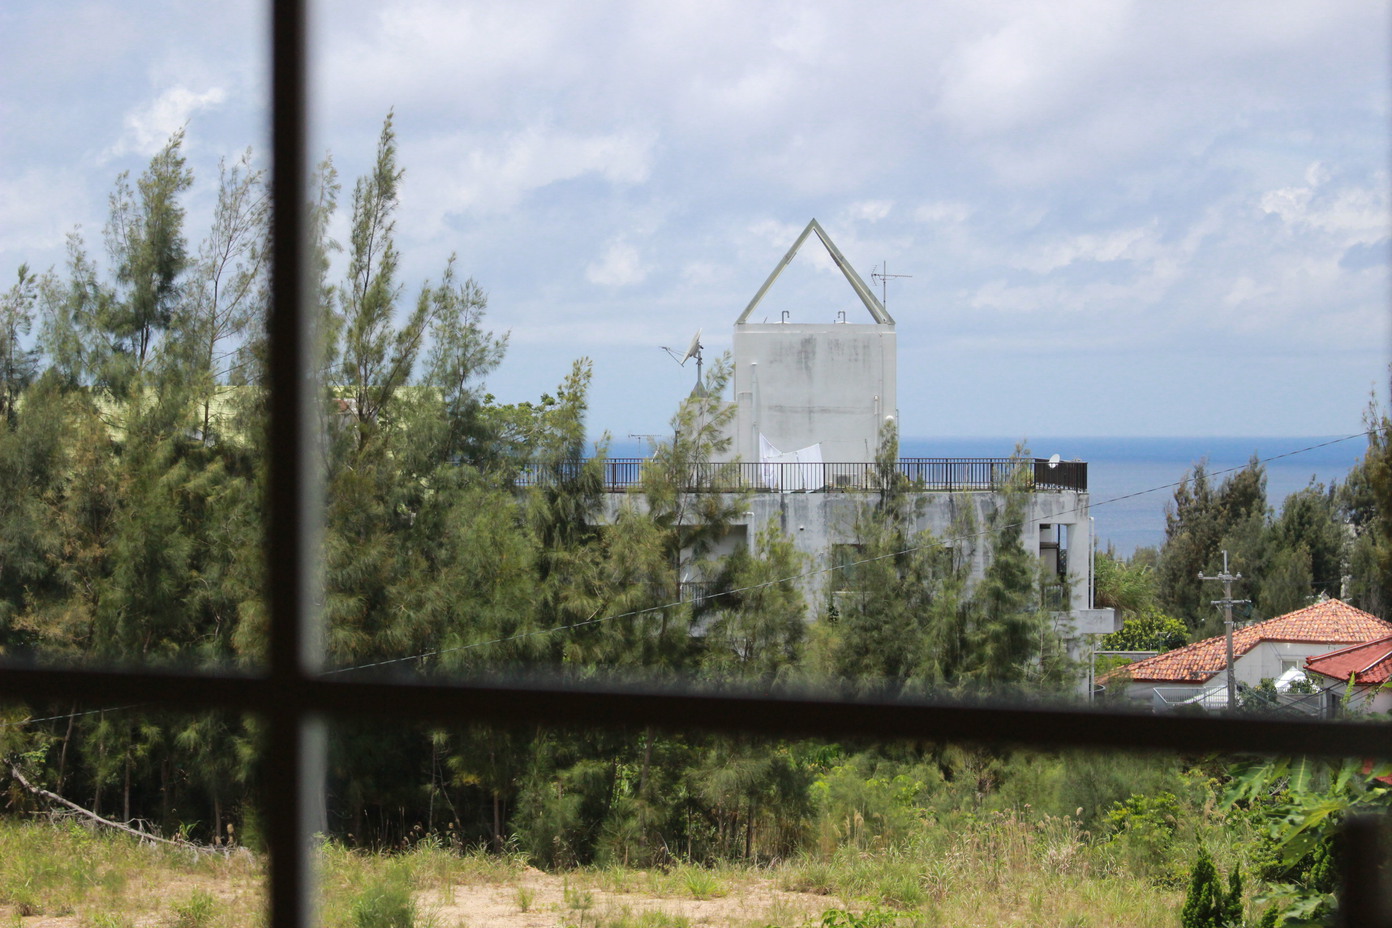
[349, 870, 415, 928]
[1181, 848, 1242, 928]
[169, 889, 219, 928]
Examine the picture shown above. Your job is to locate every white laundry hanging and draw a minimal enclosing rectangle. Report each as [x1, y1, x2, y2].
[758, 434, 824, 491]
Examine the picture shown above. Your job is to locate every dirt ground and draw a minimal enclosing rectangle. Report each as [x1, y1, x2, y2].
[421, 867, 844, 928]
[2, 865, 841, 928]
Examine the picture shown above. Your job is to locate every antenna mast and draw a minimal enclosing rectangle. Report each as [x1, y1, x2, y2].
[870, 262, 912, 308]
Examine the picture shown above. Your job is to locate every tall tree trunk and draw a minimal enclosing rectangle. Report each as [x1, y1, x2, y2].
[492, 791, 503, 853]
[56, 703, 76, 792]
[745, 797, 755, 860]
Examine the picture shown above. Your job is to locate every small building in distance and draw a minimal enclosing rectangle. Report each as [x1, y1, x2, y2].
[1109, 598, 1392, 712]
[1304, 633, 1392, 716]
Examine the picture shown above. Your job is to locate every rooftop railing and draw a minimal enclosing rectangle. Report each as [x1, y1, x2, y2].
[518, 457, 1087, 493]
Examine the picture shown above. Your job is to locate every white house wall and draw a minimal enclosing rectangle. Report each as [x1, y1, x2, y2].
[1124, 640, 1376, 703]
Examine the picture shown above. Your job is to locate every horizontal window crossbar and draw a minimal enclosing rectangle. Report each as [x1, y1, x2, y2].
[0, 663, 1385, 760]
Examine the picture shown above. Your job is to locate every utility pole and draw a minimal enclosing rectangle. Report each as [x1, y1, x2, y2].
[1199, 551, 1250, 710]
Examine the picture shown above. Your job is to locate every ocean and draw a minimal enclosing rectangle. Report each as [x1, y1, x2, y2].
[606, 434, 1370, 557]
[899, 435, 1368, 557]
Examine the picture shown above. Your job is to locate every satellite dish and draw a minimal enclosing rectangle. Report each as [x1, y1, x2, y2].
[680, 329, 703, 366]
[1048, 453, 1061, 469]
[659, 328, 707, 397]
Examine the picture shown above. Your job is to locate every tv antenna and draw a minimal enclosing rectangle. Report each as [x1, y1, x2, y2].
[870, 263, 912, 308]
[659, 328, 705, 395]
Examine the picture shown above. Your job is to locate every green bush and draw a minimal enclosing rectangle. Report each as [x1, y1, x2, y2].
[169, 889, 219, 928]
[349, 870, 415, 928]
[1180, 848, 1242, 928]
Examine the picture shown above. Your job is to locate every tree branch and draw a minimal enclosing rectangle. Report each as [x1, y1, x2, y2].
[8, 762, 220, 854]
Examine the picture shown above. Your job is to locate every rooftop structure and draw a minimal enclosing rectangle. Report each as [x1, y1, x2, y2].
[728, 219, 896, 466]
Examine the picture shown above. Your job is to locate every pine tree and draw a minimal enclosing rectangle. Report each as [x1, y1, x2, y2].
[103, 130, 195, 376]
[0, 266, 40, 425]
[1182, 847, 1225, 928]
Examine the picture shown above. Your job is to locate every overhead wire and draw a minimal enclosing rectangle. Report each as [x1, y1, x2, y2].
[4, 426, 1383, 729]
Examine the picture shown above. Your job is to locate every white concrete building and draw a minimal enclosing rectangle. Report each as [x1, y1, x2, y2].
[608, 220, 1117, 663]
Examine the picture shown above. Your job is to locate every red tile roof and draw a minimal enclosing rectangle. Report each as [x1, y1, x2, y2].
[1110, 599, 1392, 685]
[1305, 635, 1392, 685]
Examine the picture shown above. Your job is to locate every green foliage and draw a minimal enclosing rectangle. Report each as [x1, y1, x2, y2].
[103, 129, 195, 374]
[168, 889, 218, 928]
[1226, 756, 1392, 926]
[1340, 396, 1392, 617]
[816, 432, 1067, 696]
[815, 908, 900, 928]
[1096, 550, 1189, 653]
[701, 524, 807, 682]
[1157, 460, 1268, 631]
[1180, 847, 1243, 928]
[348, 868, 416, 928]
[1100, 611, 1189, 652]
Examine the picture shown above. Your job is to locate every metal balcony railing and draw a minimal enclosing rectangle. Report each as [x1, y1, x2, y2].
[517, 457, 1087, 493]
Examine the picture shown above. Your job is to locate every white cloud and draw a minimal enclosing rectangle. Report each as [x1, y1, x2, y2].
[914, 202, 973, 225]
[0, 167, 90, 255]
[935, 2, 1128, 136]
[410, 124, 655, 218]
[847, 200, 893, 223]
[1013, 224, 1155, 274]
[1223, 276, 1273, 308]
[108, 86, 227, 159]
[586, 241, 647, 287]
[1260, 172, 1389, 244]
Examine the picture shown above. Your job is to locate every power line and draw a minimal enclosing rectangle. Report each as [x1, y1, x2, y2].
[6, 426, 1385, 728]
[325, 427, 1385, 677]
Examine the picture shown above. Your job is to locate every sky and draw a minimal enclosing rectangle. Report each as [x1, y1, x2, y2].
[2, 2, 1389, 445]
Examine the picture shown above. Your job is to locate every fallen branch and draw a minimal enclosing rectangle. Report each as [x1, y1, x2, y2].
[8, 763, 219, 854]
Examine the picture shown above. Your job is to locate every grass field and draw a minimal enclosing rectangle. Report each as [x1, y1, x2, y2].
[0, 814, 1191, 928]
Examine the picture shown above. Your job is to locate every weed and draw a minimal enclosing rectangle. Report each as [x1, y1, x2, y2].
[349, 871, 415, 928]
[599, 911, 691, 928]
[169, 889, 219, 928]
[515, 885, 535, 912]
[678, 865, 726, 900]
[564, 879, 595, 912]
[816, 908, 900, 928]
[83, 915, 134, 928]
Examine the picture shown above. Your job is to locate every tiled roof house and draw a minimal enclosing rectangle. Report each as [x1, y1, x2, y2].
[1109, 599, 1392, 707]
[1305, 634, 1392, 716]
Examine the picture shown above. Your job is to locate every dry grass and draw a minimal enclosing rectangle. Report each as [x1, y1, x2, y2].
[0, 816, 1185, 928]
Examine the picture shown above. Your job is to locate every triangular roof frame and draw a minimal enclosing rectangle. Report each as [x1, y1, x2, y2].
[735, 218, 894, 326]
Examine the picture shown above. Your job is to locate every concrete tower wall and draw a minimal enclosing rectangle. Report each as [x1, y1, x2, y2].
[731, 322, 897, 465]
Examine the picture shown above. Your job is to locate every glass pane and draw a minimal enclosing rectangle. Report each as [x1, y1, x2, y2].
[0, 701, 268, 923]
[0, 3, 271, 674]
[320, 718, 1391, 927]
[296, 4, 1389, 707]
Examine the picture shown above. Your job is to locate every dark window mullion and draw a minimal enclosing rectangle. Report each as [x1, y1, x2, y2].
[266, 1, 318, 926]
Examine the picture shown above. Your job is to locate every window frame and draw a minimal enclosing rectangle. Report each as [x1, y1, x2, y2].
[0, 3, 1387, 924]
